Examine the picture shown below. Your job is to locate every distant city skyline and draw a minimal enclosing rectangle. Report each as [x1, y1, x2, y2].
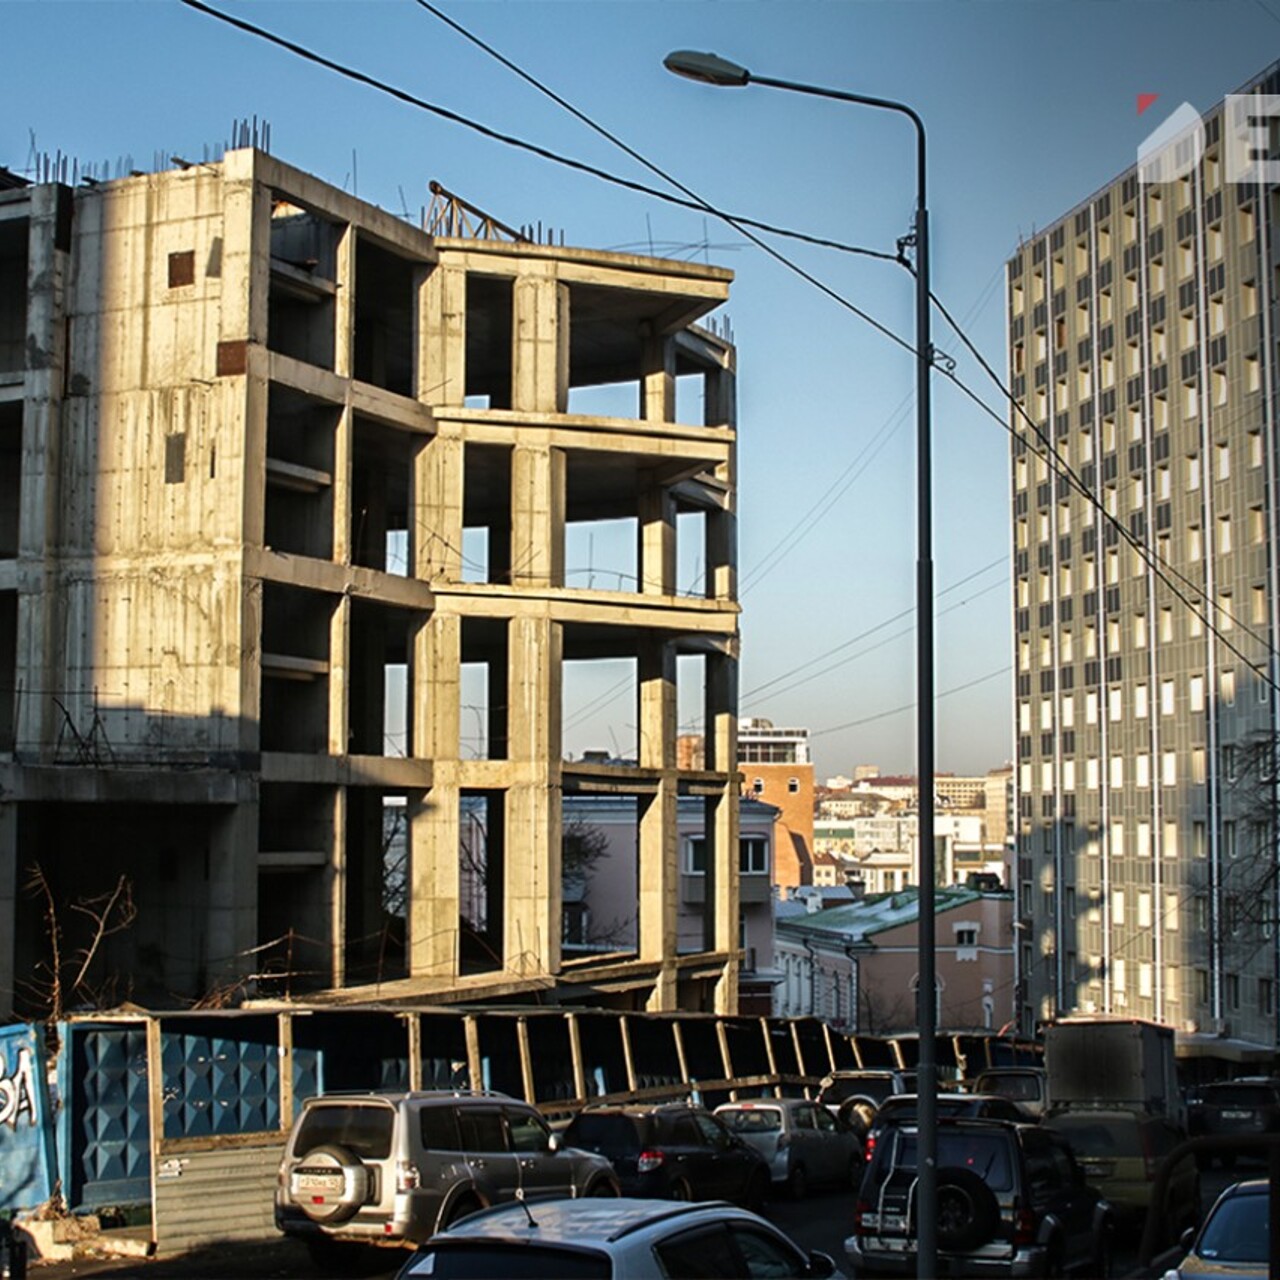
[8, 0, 1278, 777]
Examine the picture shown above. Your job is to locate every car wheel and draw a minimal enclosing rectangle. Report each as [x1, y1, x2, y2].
[587, 1177, 619, 1197]
[1091, 1227, 1113, 1279]
[788, 1163, 808, 1200]
[667, 1177, 692, 1201]
[745, 1168, 770, 1212]
[933, 1166, 1000, 1252]
[290, 1144, 370, 1226]
[440, 1194, 483, 1230]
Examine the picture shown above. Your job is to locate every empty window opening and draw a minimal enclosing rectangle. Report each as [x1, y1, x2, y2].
[268, 199, 340, 370]
[464, 275, 514, 409]
[677, 653, 707, 748]
[348, 599, 416, 757]
[460, 791, 504, 974]
[562, 655, 637, 763]
[0, 218, 29, 377]
[561, 795, 638, 958]
[462, 444, 512, 584]
[566, 517, 637, 592]
[257, 781, 340, 994]
[259, 583, 335, 753]
[340, 787, 407, 984]
[675, 372, 705, 425]
[677, 510, 707, 597]
[264, 385, 337, 560]
[461, 618, 509, 761]
[567, 380, 642, 418]
[353, 236, 421, 397]
[351, 415, 417, 575]
[0, 402, 20, 557]
[0, 591, 14, 752]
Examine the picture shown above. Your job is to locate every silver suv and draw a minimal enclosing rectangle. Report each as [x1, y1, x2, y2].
[274, 1090, 619, 1268]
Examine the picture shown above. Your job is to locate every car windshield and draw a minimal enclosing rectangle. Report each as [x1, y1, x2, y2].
[294, 1104, 393, 1160]
[979, 1074, 1042, 1102]
[894, 1132, 1014, 1191]
[1196, 1193, 1269, 1263]
[1046, 1117, 1142, 1157]
[717, 1107, 783, 1133]
[401, 1244, 613, 1278]
[819, 1074, 914, 1105]
[563, 1113, 642, 1155]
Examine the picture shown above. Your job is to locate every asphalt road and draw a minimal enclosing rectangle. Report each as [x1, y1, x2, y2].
[24, 1162, 1245, 1280]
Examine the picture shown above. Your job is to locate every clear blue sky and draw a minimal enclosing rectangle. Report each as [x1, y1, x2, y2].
[8, 0, 1278, 778]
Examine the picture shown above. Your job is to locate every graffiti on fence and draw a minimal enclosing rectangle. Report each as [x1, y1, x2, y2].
[0, 1024, 57, 1210]
[0, 1040, 38, 1131]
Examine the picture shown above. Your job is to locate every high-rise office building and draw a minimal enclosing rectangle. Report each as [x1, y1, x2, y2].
[1009, 61, 1280, 1052]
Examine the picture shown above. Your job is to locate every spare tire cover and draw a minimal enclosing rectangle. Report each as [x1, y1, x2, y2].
[291, 1144, 370, 1225]
[934, 1166, 1001, 1251]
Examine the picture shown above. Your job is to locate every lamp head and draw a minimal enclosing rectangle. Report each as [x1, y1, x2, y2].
[663, 50, 750, 87]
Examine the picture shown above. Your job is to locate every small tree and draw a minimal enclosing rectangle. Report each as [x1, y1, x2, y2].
[21, 864, 137, 1023]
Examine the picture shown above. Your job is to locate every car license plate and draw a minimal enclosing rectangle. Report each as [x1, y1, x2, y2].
[881, 1214, 905, 1234]
[297, 1173, 344, 1193]
[1222, 1110, 1252, 1120]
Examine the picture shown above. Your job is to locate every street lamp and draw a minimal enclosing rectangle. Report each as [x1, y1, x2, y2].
[665, 50, 938, 1279]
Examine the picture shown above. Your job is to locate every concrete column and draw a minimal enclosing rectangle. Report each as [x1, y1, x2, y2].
[706, 651, 739, 1013]
[417, 431, 464, 583]
[504, 615, 562, 977]
[512, 278, 569, 414]
[328, 596, 350, 755]
[638, 479, 676, 597]
[640, 333, 675, 423]
[706, 458, 737, 604]
[0, 803, 15, 1018]
[238, 579, 263, 755]
[410, 611, 462, 977]
[332, 406, 353, 565]
[327, 785, 346, 987]
[334, 225, 356, 381]
[638, 636, 678, 1007]
[219, 151, 270, 348]
[419, 264, 467, 408]
[511, 444, 565, 589]
[206, 802, 259, 990]
[17, 186, 70, 758]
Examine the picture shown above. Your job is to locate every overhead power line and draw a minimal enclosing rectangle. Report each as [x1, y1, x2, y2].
[182, 0, 1280, 708]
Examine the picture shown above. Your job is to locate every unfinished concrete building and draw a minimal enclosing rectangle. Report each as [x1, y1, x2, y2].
[0, 149, 741, 1018]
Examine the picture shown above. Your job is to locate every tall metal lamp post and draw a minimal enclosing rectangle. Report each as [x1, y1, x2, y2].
[663, 50, 937, 1278]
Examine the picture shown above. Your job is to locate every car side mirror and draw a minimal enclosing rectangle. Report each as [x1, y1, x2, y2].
[1179, 1226, 1195, 1250]
[548, 1132, 562, 1153]
[806, 1251, 837, 1278]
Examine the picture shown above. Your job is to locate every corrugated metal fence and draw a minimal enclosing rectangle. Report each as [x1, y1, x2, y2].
[1, 1007, 1039, 1252]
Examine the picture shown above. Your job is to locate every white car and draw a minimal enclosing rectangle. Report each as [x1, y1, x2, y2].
[396, 1197, 841, 1279]
[714, 1098, 861, 1197]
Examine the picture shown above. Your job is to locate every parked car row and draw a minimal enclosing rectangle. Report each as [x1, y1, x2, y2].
[272, 1069, 1280, 1278]
[275, 1089, 853, 1276]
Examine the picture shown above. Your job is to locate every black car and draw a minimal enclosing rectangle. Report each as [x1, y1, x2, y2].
[861, 1093, 1031, 1165]
[562, 1103, 771, 1208]
[1188, 1077, 1280, 1167]
[846, 1117, 1114, 1278]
